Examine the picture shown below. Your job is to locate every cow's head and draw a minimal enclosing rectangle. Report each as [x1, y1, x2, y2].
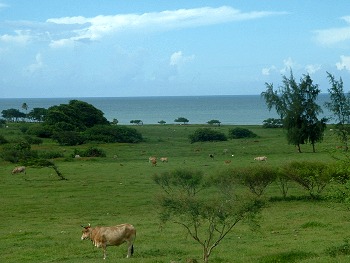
[81, 224, 91, 240]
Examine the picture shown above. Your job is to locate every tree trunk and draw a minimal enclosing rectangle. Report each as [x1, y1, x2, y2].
[297, 144, 302, 153]
[203, 247, 209, 263]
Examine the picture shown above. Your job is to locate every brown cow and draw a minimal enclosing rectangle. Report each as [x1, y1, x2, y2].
[11, 166, 26, 174]
[160, 157, 168, 163]
[81, 223, 136, 259]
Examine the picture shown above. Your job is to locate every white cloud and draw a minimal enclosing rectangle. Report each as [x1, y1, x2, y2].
[305, 64, 321, 74]
[336, 55, 350, 71]
[314, 16, 350, 45]
[46, 6, 286, 48]
[280, 57, 298, 74]
[262, 65, 277, 76]
[170, 51, 194, 66]
[0, 30, 32, 44]
[25, 53, 44, 74]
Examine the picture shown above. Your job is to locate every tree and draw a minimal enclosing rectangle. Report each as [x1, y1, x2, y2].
[44, 100, 108, 131]
[28, 107, 48, 122]
[207, 119, 221, 126]
[153, 168, 263, 263]
[174, 117, 189, 125]
[261, 72, 326, 153]
[1, 108, 26, 122]
[22, 102, 28, 120]
[130, 120, 143, 125]
[158, 120, 166, 125]
[325, 72, 350, 151]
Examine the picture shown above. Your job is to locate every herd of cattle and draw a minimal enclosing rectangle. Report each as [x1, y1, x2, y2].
[9, 153, 267, 259]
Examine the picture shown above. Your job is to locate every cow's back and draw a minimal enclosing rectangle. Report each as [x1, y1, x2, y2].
[98, 224, 136, 246]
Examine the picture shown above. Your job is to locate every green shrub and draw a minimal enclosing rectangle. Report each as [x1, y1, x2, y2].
[0, 141, 38, 163]
[231, 166, 278, 196]
[0, 134, 8, 144]
[24, 135, 43, 145]
[52, 131, 84, 146]
[84, 125, 143, 143]
[283, 161, 332, 198]
[189, 128, 227, 143]
[73, 147, 106, 158]
[26, 124, 53, 138]
[39, 151, 64, 159]
[228, 127, 257, 139]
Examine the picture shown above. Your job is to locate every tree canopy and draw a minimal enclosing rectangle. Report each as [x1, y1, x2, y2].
[262, 72, 326, 152]
[44, 100, 108, 131]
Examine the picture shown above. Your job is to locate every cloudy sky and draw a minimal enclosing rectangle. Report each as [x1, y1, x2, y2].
[1, 1, 350, 98]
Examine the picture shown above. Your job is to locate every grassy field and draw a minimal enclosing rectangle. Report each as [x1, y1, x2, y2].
[1, 124, 350, 262]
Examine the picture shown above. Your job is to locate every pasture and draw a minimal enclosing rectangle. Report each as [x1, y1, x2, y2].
[1, 124, 350, 262]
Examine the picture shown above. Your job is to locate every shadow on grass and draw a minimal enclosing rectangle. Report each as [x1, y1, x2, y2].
[269, 195, 324, 202]
[259, 250, 317, 263]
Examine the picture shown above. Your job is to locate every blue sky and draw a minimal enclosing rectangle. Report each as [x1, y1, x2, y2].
[1, 1, 350, 98]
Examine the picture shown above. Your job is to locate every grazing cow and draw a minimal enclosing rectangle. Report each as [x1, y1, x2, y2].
[160, 157, 168, 163]
[254, 156, 267, 161]
[209, 154, 214, 159]
[148, 156, 156, 163]
[81, 223, 136, 260]
[11, 166, 26, 174]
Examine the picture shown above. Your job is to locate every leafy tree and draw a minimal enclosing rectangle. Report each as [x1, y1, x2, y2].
[28, 107, 48, 122]
[52, 131, 85, 146]
[154, 169, 263, 263]
[174, 117, 189, 124]
[1, 108, 26, 122]
[207, 119, 221, 126]
[325, 72, 350, 151]
[262, 72, 326, 153]
[158, 120, 166, 125]
[189, 128, 227, 143]
[130, 120, 143, 125]
[111, 118, 119, 125]
[44, 100, 108, 131]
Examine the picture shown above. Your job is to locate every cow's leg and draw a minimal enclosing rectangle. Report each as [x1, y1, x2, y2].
[127, 243, 134, 258]
[102, 245, 107, 260]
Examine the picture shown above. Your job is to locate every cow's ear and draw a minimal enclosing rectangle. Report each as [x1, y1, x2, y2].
[88, 223, 91, 227]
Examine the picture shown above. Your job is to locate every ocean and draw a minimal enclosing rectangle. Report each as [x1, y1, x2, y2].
[0, 94, 332, 125]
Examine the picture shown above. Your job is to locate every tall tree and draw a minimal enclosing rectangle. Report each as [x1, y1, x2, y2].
[324, 72, 350, 150]
[262, 72, 326, 152]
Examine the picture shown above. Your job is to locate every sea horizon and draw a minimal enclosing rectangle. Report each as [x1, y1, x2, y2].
[0, 94, 332, 125]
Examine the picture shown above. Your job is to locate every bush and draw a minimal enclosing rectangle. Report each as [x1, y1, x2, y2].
[283, 161, 332, 198]
[0, 141, 38, 163]
[39, 151, 64, 159]
[52, 131, 85, 146]
[26, 124, 53, 138]
[24, 135, 43, 145]
[73, 147, 106, 158]
[189, 128, 227, 143]
[84, 125, 143, 143]
[228, 127, 257, 139]
[231, 166, 278, 196]
[0, 134, 8, 144]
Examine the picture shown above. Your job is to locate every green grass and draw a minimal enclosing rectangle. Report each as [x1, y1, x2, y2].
[0, 124, 349, 262]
